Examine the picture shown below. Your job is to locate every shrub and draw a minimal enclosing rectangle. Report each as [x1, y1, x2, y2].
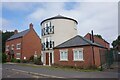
[29, 55, 34, 62]
[97, 66, 103, 71]
[22, 60, 29, 63]
[11, 58, 16, 62]
[16, 59, 21, 63]
[2, 53, 7, 63]
[34, 55, 43, 65]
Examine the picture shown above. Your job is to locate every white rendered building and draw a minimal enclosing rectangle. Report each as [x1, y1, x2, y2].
[41, 15, 78, 66]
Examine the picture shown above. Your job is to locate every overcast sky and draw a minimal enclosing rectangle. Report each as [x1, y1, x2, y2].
[1, 1, 119, 47]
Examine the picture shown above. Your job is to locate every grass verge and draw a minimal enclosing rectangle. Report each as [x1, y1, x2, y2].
[16, 63, 100, 72]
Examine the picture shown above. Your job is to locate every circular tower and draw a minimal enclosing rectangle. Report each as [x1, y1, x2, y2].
[41, 15, 78, 66]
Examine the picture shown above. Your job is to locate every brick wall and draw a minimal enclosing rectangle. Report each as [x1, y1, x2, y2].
[5, 27, 41, 61]
[22, 28, 41, 60]
[54, 46, 102, 68]
[84, 33, 110, 49]
[5, 38, 22, 60]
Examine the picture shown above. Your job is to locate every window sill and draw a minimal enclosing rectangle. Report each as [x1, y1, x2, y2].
[16, 48, 21, 50]
[59, 60, 68, 61]
[73, 60, 84, 61]
[16, 58, 20, 59]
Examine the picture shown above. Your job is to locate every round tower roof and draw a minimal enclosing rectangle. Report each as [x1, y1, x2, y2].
[40, 15, 78, 25]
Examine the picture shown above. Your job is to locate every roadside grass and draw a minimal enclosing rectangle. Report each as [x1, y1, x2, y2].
[17, 63, 100, 72]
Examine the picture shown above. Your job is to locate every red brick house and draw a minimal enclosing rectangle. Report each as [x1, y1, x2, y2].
[5, 23, 41, 61]
[53, 35, 108, 68]
[84, 33, 110, 50]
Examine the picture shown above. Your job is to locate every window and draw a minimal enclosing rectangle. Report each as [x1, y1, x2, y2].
[16, 43, 21, 50]
[42, 21, 54, 36]
[11, 44, 14, 50]
[16, 53, 20, 59]
[73, 48, 84, 61]
[47, 22, 50, 27]
[6, 45, 9, 51]
[60, 50, 68, 61]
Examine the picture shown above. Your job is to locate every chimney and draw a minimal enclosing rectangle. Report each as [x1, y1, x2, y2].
[91, 30, 94, 43]
[29, 23, 33, 29]
[14, 30, 18, 34]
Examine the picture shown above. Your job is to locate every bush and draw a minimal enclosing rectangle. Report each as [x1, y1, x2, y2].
[34, 55, 43, 65]
[11, 58, 16, 62]
[16, 59, 21, 63]
[97, 66, 103, 71]
[22, 60, 29, 63]
[2, 53, 7, 63]
[29, 55, 34, 62]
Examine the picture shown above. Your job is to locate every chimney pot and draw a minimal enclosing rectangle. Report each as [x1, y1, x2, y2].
[14, 30, 18, 34]
[29, 23, 33, 29]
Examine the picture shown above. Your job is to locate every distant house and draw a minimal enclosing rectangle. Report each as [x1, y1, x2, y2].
[53, 35, 108, 68]
[84, 33, 110, 50]
[5, 23, 41, 61]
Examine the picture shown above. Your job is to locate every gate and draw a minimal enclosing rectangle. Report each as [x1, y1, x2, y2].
[100, 49, 115, 69]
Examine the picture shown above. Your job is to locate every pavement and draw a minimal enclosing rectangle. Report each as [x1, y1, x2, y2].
[2, 63, 120, 79]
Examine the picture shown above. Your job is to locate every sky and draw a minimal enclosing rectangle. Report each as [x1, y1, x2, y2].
[1, 1, 119, 47]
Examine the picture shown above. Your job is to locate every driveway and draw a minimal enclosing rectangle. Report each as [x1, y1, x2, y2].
[2, 63, 119, 79]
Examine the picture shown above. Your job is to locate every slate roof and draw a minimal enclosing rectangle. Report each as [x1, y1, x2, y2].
[41, 15, 78, 25]
[54, 35, 105, 49]
[7, 29, 30, 41]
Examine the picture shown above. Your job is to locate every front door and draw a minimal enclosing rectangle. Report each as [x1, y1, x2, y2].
[46, 53, 49, 65]
[50, 53, 52, 65]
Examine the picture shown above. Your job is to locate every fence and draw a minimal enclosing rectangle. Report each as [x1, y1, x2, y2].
[99, 49, 117, 69]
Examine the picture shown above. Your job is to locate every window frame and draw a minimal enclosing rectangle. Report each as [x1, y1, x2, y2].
[59, 49, 68, 61]
[6, 45, 9, 51]
[16, 53, 21, 59]
[11, 44, 14, 50]
[16, 43, 21, 50]
[73, 48, 84, 61]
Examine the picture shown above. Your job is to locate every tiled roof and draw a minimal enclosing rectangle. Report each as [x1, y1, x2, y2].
[41, 15, 78, 25]
[54, 35, 105, 49]
[7, 29, 30, 41]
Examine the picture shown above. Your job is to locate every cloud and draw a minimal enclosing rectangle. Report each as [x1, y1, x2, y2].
[2, 2, 118, 47]
[2, 2, 43, 12]
[1, 18, 11, 31]
[1, 0, 119, 2]
[26, 2, 118, 47]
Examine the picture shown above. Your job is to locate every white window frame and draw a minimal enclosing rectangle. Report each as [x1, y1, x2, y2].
[47, 22, 51, 27]
[6, 45, 9, 51]
[16, 53, 21, 59]
[59, 49, 68, 61]
[16, 43, 21, 50]
[11, 44, 14, 50]
[73, 48, 84, 61]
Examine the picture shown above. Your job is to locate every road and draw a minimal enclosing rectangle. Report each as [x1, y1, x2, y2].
[2, 63, 120, 80]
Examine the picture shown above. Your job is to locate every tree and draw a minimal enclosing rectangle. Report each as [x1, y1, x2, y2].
[2, 53, 7, 63]
[112, 35, 120, 48]
[2, 31, 14, 53]
[94, 34, 103, 39]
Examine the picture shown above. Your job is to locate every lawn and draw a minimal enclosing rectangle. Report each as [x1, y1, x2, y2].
[17, 63, 100, 72]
